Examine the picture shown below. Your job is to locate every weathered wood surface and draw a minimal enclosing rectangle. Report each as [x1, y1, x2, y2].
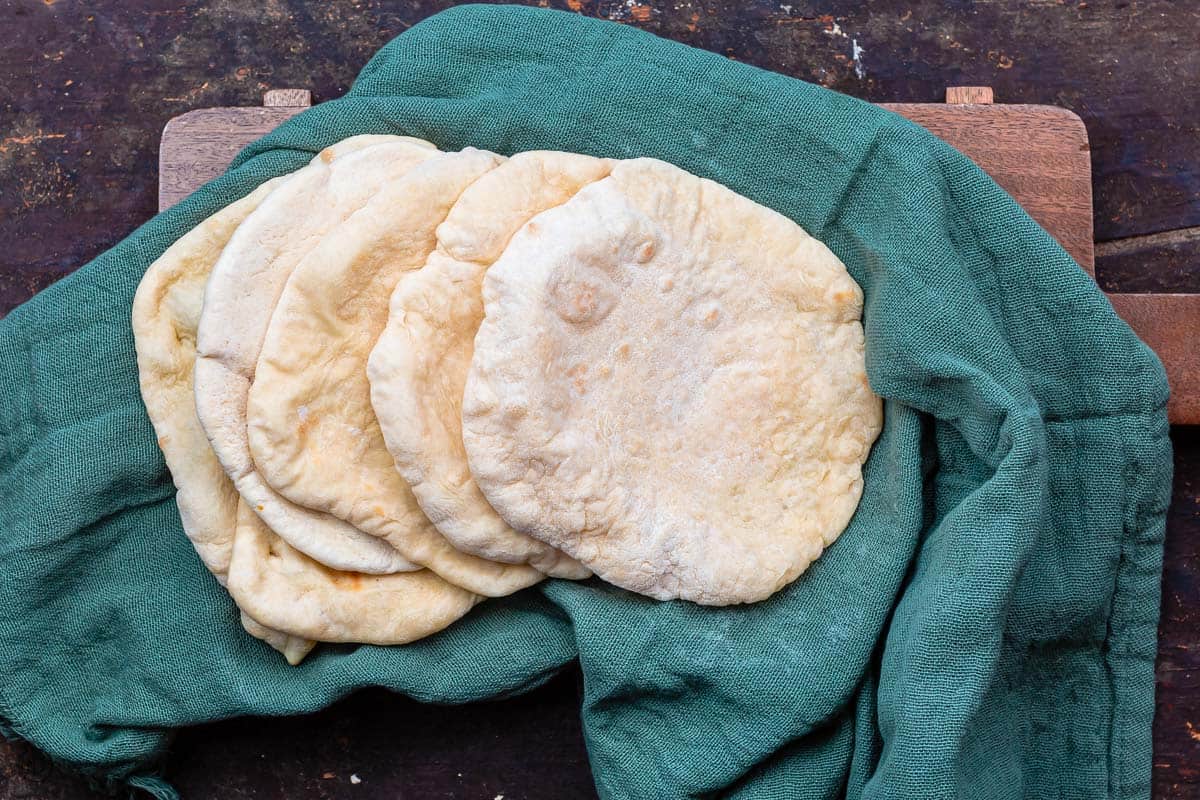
[157, 107, 304, 209]
[943, 85, 993, 105]
[883, 101, 1096, 271]
[2, 1, 1198, 798]
[0, 672, 598, 800]
[1157, 425, 1200, 799]
[2, 0, 1197, 318]
[1109, 293, 1200, 426]
[157, 87, 313, 208]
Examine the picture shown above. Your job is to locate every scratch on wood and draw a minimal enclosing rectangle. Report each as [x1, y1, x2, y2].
[1096, 225, 1200, 252]
[0, 132, 66, 151]
[851, 38, 866, 78]
[162, 81, 212, 103]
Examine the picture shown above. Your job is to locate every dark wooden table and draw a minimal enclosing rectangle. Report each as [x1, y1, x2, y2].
[1, 1, 1196, 797]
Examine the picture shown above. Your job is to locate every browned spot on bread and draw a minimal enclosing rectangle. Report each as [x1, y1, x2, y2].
[335, 572, 364, 591]
[572, 286, 596, 317]
[568, 362, 589, 394]
[297, 409, 318, 436]
[636, 239, 656, 262]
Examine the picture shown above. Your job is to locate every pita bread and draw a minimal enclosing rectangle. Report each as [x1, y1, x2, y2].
[195, 136, 436, 574]
[369, 151, 610, 578]
[239, 612, 315, 666]
[228, 500, 479, 644]
[462, 158, 882, 605]
[246, 149, 543, 597]
[133, 177, 283, 581]
[131, 176, 315, 661]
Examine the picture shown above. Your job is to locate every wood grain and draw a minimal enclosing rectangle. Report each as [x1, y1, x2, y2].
[8, 0, 1197, 323]
[158, 106, 309, 210]
[263, 88, 312, 107]
[945, 86, 994, 105]
[1097, 228, 1200, 293]
[883, 102, 1094, 271]
[1109, 294, 1200, 425]
[1156, 424, 1200, 798]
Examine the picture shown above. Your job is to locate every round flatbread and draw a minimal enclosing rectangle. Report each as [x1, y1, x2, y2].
[369, 151, 610, 578]
[134, 177, 284, 582]
[227, 500, 480, 645]
[462, 158, 882, 605]
[245, 148, 543, 597]
[195, 136, 436, 575]
[132, 175, 315, 662]
[239, 612, 314, 666]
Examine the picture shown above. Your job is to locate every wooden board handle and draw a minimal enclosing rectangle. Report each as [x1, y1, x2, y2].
[1107, 293, 1200, 425]
[157, 87, 1197, 424]
[263, 89, 312, 108]
[946, 86, 994, 104]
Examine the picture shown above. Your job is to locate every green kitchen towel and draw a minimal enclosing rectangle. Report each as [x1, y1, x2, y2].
[0, 5, 1171, 799]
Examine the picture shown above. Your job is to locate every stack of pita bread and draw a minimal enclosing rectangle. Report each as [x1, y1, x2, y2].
[132, 135, 881, 664]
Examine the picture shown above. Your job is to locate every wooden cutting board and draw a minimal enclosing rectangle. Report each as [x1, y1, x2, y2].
[160, 87, 1198, 424]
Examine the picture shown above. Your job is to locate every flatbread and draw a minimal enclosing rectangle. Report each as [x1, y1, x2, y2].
[368, 151, 610, 578]
[228, 500, 479, 644]
[245, 149, 543, 597]
[195, 136, 436, 575]
[462, 158, 882, 605]
[239, 612, 314, 666]
[133, 178, 282, 581]
[131, 176, 314, 662]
